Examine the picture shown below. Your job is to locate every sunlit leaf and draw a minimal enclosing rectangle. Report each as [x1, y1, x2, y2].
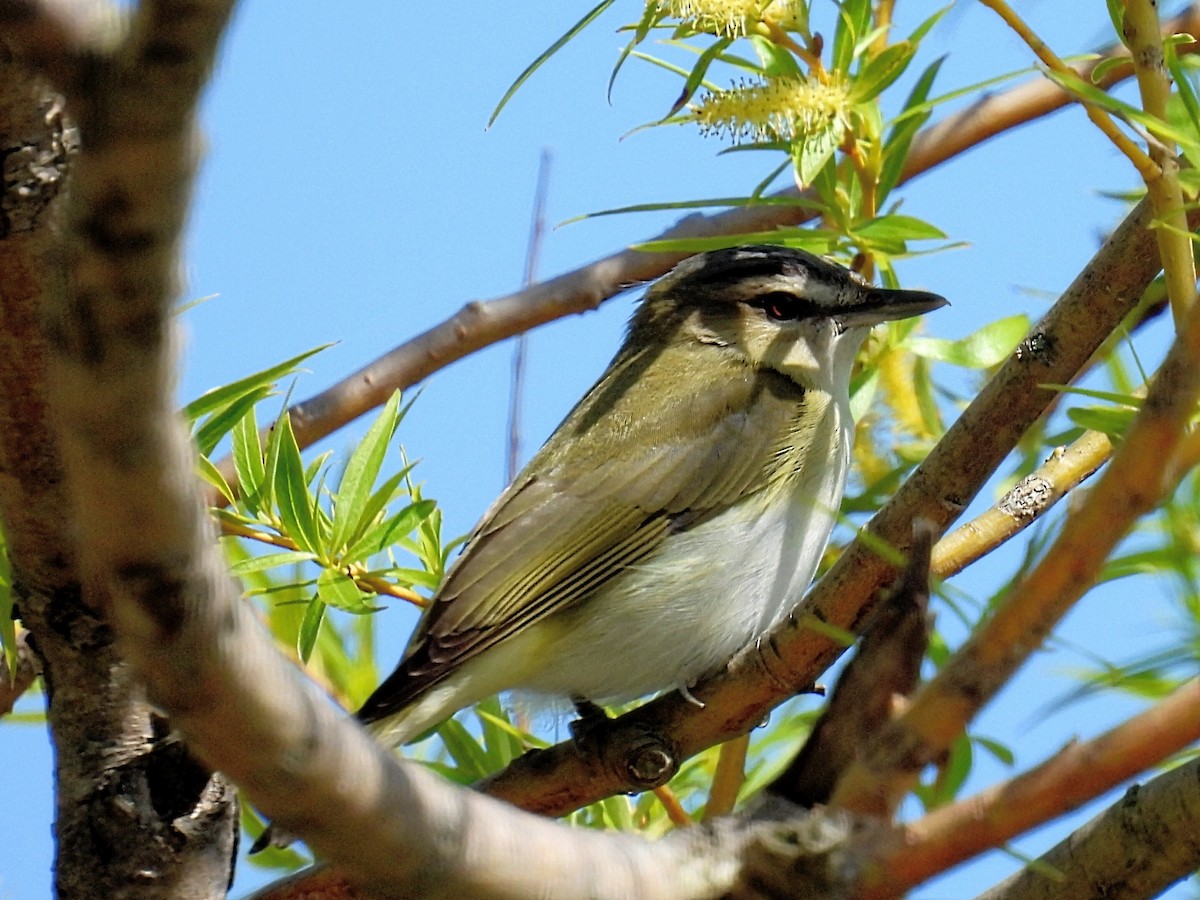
[908, 315, 1030, 368]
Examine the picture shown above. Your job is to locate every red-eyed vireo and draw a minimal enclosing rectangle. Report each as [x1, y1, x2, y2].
[358, 245, 947, 746]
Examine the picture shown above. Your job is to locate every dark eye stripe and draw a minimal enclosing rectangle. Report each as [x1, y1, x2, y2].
[748, 291, 818, 321]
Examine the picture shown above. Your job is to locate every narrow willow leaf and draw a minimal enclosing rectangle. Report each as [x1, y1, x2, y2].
[297, 597, 325, 664]
[1040, 384, 1143, 407]
[339, 466, 415, 559]
[273, 414, 322, 555]
[561, 194, 825, 226]
[1042, 67, 1194, 147]
[908, 315, 1031, 369]
[608, 0, 662, 102]
[849, 40, 916, 103]
[669, 37, 733, 116]
[793, 120, 845, 187]
[345, 497, 436, 563]
[633, 228, 840, 255]
[183, 344, 330, 423]
[879, 55, 945, 201]
[316, 567, 378, 615]
[831, 0, 871, 74]
[0, 542, 14, 684]
[232, 405, 266, 515]
[488, 0, 618, 129]
[229, 550, 317, 577]
[748, 34, 802, 80]
[330, 391, 402, 554]
[437, 716, 492, 782]
[1066, 405, 1137, 438]
[193, 386, 272, 457]
[854, 214, 947, 243]
[974, 735, 1016, 767]
[197, 454, 235, 506]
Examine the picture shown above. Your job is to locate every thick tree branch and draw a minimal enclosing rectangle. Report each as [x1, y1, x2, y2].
[208, 6, 1200, 502]
[1, 0, 245, 895]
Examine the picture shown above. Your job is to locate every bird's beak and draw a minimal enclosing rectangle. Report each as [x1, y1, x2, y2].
[837, 287, 949, 329]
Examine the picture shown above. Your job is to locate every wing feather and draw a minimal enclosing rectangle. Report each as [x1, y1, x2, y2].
[356, 344, 812, 722]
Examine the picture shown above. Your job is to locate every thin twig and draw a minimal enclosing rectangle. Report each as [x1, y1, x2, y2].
[1122, 0, 1197, 328]
[703, 735, 750, 821]
[978, 0, 1158, 179]
[507, 150, 551, 482]
[931, 429, 1114, 579]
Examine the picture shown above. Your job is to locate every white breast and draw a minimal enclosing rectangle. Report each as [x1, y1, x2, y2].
[525, 388, 853, 703]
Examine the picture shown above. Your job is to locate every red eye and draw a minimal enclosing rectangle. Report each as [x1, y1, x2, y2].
[754, 291, 805, 321]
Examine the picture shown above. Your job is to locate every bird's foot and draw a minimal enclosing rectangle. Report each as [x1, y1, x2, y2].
[569, 697, 612, 752]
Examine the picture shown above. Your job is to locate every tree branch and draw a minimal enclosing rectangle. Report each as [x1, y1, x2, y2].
[977, 762, 1200, 900]
[862, 678, 1200, 896]
[931, 428, 1113, 579]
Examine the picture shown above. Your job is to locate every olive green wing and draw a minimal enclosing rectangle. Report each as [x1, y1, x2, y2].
[356, 358, 811, 722]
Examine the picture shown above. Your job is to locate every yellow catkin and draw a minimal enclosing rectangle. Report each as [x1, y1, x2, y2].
[660, 0, 803, 36]
[692, 75, 849, 144]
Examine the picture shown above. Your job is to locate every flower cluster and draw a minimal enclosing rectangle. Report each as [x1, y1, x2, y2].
[692, 75, 849, 144]
[658, 0, 803, 38]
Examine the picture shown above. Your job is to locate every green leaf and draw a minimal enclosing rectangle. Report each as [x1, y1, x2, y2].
[273, 413, 322, 555]
[908, 315, 1031, 368]
[748, 33, 802, 80]
[182, 344, 330, 424]
[316, 567, 378, 615]
[632, 228, 841, 255]
[346, 498, 437, 563]
[193, 386, 273, 457]
[1105, 0, 1124, 43]
[197, 454, 235, 506]
[229, 550, 317, 577]
[831, 0, 871, 74]
[1041, 66, 1195, 147]
[338, 466, 414, 558]
[668, 36, 733, 116]
[0, 540, 14, 685]
[608, 0, 663, 102]
[906, 4, 952, 45]
[1090, 55, 1129, 86]
[1040, 385, 1143, 407]
[331, 391, 404, 554]
[232, 405, 267, 515]
[879, 55, 943, 202]
[1066, 405, 1137, 438]
[297, 597, 325, 664]
[973, 735, 1015, 767]
[488, 0, 618, 129]
[1166, 40, 1200, 155]
[437, 716, 493, 782]
[849, 40, 916, 103]
[854, 214, 946, 244]
[792, 118, 845, 187]
[561, 193, 825, 226]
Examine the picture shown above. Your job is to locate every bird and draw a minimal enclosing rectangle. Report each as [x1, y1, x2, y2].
[357, 244, 947, 747]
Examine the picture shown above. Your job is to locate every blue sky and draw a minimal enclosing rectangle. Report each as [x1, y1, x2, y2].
[3, 3, 1197, 897]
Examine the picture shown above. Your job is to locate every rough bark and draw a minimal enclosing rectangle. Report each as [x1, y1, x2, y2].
[0, 22, 237, 900]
